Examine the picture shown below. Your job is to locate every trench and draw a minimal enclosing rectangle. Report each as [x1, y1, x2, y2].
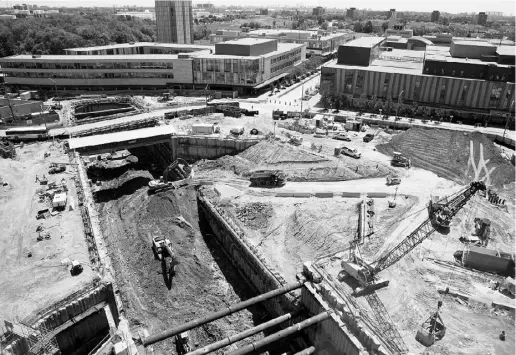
[74, 102, 135, 120]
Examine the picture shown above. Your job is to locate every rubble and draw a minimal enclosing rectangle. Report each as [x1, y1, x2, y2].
[235, 202, 274, 230]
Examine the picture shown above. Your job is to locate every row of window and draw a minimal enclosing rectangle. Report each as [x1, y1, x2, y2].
[194, 59, 259, 73]
[5, 71, 174, 79]
[271, 55, 301, 74]
[197, 71, 257, 85]
[340, 71, 510, 108]
[271, 48, 302, 65]
[2, 61, 174, 70]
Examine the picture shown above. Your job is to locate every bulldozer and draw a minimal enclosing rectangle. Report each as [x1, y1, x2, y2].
[249, 170, 286, 187]
[148, 159, 193, 193]
[391, 151, 411, 168]
[175, 331, 191, 355]
[416, 299, 446, 346]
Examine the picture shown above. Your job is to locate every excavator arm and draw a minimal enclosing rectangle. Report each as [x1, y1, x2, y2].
[372, 181, 486, 274]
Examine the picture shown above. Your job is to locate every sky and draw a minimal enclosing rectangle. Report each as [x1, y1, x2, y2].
[3, 0, 515, 15]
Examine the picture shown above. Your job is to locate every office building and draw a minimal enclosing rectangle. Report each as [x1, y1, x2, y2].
[210, 29, 353, 58]
[155, 0, 193, 44]
[431, 10, 440, 23]
[346, 7, 357, 19]
[260, 9, 268, 15]
[313, 7, 325, 17]
[0, 39, 306, 94]
[321, 37, 515, 123]
[476, 12, 488, 25]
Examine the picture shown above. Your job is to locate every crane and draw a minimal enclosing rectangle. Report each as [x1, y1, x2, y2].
[341, 181, 486, 293]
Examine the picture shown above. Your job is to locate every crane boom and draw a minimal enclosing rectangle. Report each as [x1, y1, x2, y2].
[373, 181, 486, 273]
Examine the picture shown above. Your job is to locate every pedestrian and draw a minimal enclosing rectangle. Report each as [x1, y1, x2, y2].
[500, 331, 506, 341]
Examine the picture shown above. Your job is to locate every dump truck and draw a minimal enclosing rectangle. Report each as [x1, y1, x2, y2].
[249, 170, 286, 187]
[392, 151, 411, 167]
[48, 163, 66, 174]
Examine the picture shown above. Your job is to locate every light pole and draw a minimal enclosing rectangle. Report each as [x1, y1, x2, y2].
[48, 78, 58, 98]
[396, 90, 404, 118]
[300, 83, 304, 113]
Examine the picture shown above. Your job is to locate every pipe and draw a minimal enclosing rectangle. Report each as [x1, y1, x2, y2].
[293, 346, 315, 355]
[142, 281, 305, 346]
[226, 311, 332, 355]
[185, 311, 300, 355]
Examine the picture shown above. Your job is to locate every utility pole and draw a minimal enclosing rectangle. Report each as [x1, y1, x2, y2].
[300, 83, 304, 113]
[1, 82, 16, 121]
[48, 78, 58, 98]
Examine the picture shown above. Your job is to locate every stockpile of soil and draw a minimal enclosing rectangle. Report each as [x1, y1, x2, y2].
[377, 127, 515, 187]
[235, 202, 274, 230]
[0, 140, 16, 159]
[239, 141, 328, 165]
[98, 187, 267, 353]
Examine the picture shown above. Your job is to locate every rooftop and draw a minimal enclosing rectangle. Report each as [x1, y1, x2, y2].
[197, 42, 304, 60]
[221, 38, 276, 46]
[65, 42, 211, 52]
[0, 54, 189, 61]
[343, 36, 384, 48]
[496, 46, 516, 56]
[452, 40, 496, 47]
[247, 29, 348, 40]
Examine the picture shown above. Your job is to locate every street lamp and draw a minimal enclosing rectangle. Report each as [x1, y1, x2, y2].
[396, 90, 404, 118]
[48, 78, 58, 98]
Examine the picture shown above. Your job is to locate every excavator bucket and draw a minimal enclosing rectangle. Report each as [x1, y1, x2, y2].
[416, 328, 435, 346]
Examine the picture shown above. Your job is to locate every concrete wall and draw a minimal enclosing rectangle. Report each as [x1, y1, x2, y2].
[172, 136, 259, 161]
[197, 190, 297, 317]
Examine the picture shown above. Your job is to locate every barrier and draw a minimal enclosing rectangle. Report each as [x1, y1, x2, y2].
[315, 192, 334, 198]
[341, 192, 361, 198]
[366, 192, 388, 198]
[293, 192, 312, 198]
[276, 192, 294, 197]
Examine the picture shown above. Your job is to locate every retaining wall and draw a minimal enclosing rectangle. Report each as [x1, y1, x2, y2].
[173, 136, 259, 161]
[197, 189, 298, 317]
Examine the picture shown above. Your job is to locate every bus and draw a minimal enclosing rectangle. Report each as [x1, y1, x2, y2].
[4, 125, 48, 142]
[207, 99, 240, 108]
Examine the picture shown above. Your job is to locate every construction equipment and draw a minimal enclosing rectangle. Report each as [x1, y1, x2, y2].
[473, 217, 491, 246]
[392, 151, 411, 168]
[249, 170, 286, 187]
[70, 260, 83, 276]
[340, 181, 486, 293]
[48, 163, 66, 174]
[416, 300, 446, 346]
[386, 176, 401, 185]
[175, 331, 191, 355]
[148, 159, 193, 193]
[151, 234, 178, 277]
[272, 110, 287, 120]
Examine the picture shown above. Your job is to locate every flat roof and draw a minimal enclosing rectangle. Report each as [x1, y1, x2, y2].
[342, 36, 384, 48]
[68, 125, 176, 150]
[65, 42, 211, 52]
[496, 46, 515, 56]
[0, 54, 185, 61]
[247, 29, 348, 40]
[452, 40, 496, 47]
[197, 42, 304, 60]
[220, 38, 276, 45]
[325, 58, 423, 75]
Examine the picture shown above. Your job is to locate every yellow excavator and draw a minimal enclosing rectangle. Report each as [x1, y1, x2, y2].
[151, 234, 178, 283]
[148, 158, 193, 193]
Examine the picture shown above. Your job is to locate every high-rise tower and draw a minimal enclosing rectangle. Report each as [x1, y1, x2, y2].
[155, 0, 193, 44]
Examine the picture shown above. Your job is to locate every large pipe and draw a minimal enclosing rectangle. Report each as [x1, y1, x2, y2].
[142, 281, 305, 346]
[226, 311, 332, 355]
[185, 311, 300, 355]
[293, 346, 315, 355]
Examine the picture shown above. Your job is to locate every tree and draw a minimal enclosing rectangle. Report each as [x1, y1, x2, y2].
[353, 21, 363, 33]
[320, 22, 328, 30]
[363, 21, 374, 33]
[381, 22, 389, 32]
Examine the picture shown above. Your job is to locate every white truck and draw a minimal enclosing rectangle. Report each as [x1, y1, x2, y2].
[191, 123, 220, 135]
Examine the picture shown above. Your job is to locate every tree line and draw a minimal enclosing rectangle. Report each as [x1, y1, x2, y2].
[0, 11, 156, 57]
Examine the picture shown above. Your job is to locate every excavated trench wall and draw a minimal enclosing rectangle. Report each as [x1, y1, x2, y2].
[197, 190, 297, 317]
[6, 283, 119, 355]
[172, 136, 259, 161]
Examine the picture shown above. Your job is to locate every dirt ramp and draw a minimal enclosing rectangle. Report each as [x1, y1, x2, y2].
[377, 127, 515, 187]
[239, 140, 328, 165]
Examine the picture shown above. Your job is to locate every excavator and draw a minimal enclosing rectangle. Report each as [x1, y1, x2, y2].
[148, 158, 193, 193]
[340, 181, 486, 295]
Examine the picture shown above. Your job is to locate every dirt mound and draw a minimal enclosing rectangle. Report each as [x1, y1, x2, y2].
[377, 127, 515, 187]
[239, 140, 328, 165]
[0, 140, 16, 159]
[93, 170, 152, 202]
[235, 202, 274, 230]
[98, 187, 267, 353]
[195, 155, 253, 177]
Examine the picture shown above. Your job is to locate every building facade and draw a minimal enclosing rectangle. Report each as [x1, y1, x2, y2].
[321, 37, 515, 123]
[431, 10, 440, 23]
[0, 40, 305, 93]
[346, 7, 357, 19]
[477, 12, 488, 26]
[155, 0, 193, 44]
[312, 7, 325, 17]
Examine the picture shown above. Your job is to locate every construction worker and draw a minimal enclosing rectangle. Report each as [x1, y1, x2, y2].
[499, 331, 506, 341]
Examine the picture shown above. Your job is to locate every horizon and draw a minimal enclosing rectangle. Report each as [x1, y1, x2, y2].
[2, 0, 514, 16]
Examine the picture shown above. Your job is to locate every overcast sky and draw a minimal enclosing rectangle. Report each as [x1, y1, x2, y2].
[7, 0, 515, 15]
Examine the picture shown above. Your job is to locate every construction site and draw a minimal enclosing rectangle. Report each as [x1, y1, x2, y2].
[0, 92, 515, 355]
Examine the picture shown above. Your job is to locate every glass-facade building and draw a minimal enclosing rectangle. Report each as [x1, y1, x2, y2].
[155, 0, 193, 44]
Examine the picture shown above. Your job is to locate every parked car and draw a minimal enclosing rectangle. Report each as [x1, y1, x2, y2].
[386, 176, 401, 185]
[341, 146, 361, 159]
[363, 133, 375, 142]
[333, 133, 351, 141]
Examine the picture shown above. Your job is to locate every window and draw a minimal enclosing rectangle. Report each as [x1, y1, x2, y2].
[355, 72, 364, 96]
[439, 85, 446, 103]
[413, 82, 421, 101]
[489, 85, 502, 107]
[459, 85, 467, 106]
[344, 72, 354, 94]
[382, 74, 390, 95]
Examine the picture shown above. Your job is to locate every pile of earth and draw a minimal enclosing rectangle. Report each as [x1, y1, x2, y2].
[0, 140, 16, 159]
[376, 127, 515, 188]
[239, 140, 328, 165]
[93, 170, 152, 202]
[235, 202, 274, 230]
